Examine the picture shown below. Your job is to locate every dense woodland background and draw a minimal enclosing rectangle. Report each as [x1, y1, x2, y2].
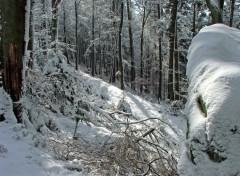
[1, 0, 239, 105]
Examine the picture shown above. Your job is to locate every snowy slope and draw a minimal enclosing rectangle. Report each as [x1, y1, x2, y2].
[0, 68, 186, 175]
[178, 24, 240, 175]
[0, 88, 86, 176]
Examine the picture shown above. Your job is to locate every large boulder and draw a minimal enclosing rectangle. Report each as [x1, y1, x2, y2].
[178, 24, 240, 176]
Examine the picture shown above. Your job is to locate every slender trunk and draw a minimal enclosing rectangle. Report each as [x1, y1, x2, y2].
[42, 0, 48, 56]
[0, 9, 3, 72]
[99, 25, 102, 76]
[75, 0, 79, 70]
[229, 0, 235, 27]
[91, 0, 96, 76]
[140, 5, 146, 93]
[168, 0, 178, 100]
[127, 0, 135, 90]
[157, 3, 162, 100]
[119, 1, 124, 90]
[63, 3, 69, 63]
[27, 0, 34, 69]
[52, 0, 58, 50]
[110, 1, 116, 83]
[174, 20, 179, 100]
[192, 2, 196, 37]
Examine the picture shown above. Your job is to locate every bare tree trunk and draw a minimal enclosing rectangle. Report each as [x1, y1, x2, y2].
[91, 0, 96, 76]
[110, 1, 117, 83]
[25, 0, 34, 69]
[174, 20, 179, 100]
[206, 0, 224, 24]
[119, 1, 124, 90]
[140, 6, 146, 93]
[127, 0, 135, 90]
[75, 0, 79, 70]
[157, 3, 162, 100]
[229, 0, 235, 27]
[51, 0, 61, 51]
[192, 2, 196, 37]
[0, 10, 3, 72]
[140, 3, 146, 93]
[1, 0, 26, 122]
[168, 0, 178, 100]
[62, 3, 69, 63]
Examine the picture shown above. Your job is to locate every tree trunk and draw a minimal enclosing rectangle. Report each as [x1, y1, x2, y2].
[174, 20, 179, 100]
[110, 0, 117, 83]
[127, 0, 135, 90]
[157, 3, 162, 100]
[91, 0, 96, 76]
[62, 3, 69, 63]
[229, 0, 235, 27]
[51, 0, 61, 51]
[1, 0, 26, 121]
[192, 2, 196, 37]
[206, 0, 224, 24]
[168, 0, 178, 100]
[75, 0, 79, 70]
[119, 1, 124, 90]
[0, 9, 3, 73]
[140, 4, 146, 93]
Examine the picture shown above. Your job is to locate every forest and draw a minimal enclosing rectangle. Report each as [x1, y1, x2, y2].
[0, 0, 240, 175]
[1, 0, 239, 103]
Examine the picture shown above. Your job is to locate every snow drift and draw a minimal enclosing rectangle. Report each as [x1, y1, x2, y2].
[178, 24, 240, 175]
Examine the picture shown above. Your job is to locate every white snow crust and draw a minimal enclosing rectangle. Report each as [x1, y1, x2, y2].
[178, 24, 240, 176]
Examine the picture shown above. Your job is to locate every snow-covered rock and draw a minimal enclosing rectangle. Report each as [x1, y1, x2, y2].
[178, 24, 240, 175]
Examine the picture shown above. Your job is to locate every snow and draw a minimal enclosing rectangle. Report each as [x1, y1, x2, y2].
[0, 88, 16, 123]
[6, 21, 240, 176]
[0, 67, 186, 175]
[178, 24, 240, 176]
[0, 88, 85, 176]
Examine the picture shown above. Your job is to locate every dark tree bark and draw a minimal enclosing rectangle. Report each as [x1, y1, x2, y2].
[1, 0, 26, 100]
[192, 2, 196, 37]
[75, 0, 79, 70]
[168, 0, 178, 100]
[91, 0, 96, 76]
[206, 0, 224, 24]
[110, 0, 117, 84]
[62, 3, 69, 63]
[1, 0, 26, 121]
[51, 0, 61, 50]
[140, 2, 150, 93]
[119, 1, 124, 90]
[229, 0, 235, 27]
[0, 9, 3, 73]
[174, 20, 179, 100]
[25, 0, 34, 69]
[127, 0, 135, 90]
[157, 3, 163, 100]
[140, 6, 145, 93]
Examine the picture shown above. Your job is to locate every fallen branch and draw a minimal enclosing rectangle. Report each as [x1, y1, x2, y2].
[115, 117, 178, 135]
[135, 128, 155, 143]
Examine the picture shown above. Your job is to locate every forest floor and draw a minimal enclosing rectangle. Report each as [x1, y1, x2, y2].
[0, 69, 187, 176]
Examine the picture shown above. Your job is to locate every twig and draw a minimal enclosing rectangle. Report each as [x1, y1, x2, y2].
[135, 128, 155, 143]
[115, 117, 178, 135]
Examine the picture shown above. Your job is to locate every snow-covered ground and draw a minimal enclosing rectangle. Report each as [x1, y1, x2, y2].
[178, 24, 240, 175]
[3, 23, 240, 176]
[0, 68, 186, 175]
